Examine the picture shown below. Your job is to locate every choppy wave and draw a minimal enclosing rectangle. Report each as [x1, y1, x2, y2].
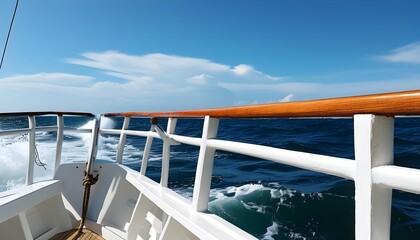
[206, 182, 353, 239]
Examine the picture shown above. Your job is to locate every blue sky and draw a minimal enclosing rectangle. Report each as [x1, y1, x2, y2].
[0, 0, 419, 113]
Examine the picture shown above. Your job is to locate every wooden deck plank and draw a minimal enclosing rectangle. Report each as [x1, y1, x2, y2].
[49, 229, 104, 240]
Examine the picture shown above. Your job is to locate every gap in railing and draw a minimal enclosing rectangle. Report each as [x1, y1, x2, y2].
[216, 118, 355, 159]
[394, 117, 420, 169]
[121, 135, 147, 166]
[140, 140, 164, 184]
[104, 116, 152, 131]
[391, 190, 420, 239]
[166, 144, 200, 200]
[0, 116, 28, 130]
[33, 115, 94, 183]
[64, 115, 95, 128]
[97, 133, 118, 162]
[60, 116, 93, 164]
[34, 115, 56, 127]
[209, 150, 355, 240]
[174, 118, 204, 137]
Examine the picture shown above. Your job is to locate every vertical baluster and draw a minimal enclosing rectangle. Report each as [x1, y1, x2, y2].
[116, 116, 131, 164]
[55, 114, 64, 174]
[354, 114, 394, 240]
[86, 115, 101, 174]
[160, 118, 177, 187]
[192, 116, 219, 212]
[140, 123, 155, 175]
[26, 115, 36, 185]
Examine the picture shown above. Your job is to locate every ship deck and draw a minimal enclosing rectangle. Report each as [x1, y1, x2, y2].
[49, 229, 104, 240]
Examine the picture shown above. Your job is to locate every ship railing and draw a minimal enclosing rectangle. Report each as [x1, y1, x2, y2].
[102, 90, 420, 240]
[0, 111, 94, 185]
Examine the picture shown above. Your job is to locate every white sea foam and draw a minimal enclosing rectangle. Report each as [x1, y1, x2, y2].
[0, 116, 156, 192]
[208, 183, 299, 213]
[261, 220, 310, 240]
[241, 200, 267, 213]
[232, 183, 267, 197]
[210, 183, 292, 201]
[0, 117, 121, 192]
[0, 127, 95, 191]
[261, 221, 280, 240]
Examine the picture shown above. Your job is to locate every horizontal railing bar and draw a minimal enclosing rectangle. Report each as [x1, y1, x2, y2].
[35, 126, 58, 132]
[105, 90, 420, 118]
[100, 129, 151, 138]
[207, 139, 356, 180]
[0, 127, 90, 134]
[64, 127, 92, 133]
[171, 135, 201, 147]
[99, 129, 201, 147]
[97, 128, 355, 180]
[372, 166, 420, 194]
[0, 128, 31, 136]
[99, 129, 122, 135]
[0, 111, 94, 118]
[0, 127, 90, 136]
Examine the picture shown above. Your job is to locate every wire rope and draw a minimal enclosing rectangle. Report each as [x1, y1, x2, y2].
[0, 0, 20, 70]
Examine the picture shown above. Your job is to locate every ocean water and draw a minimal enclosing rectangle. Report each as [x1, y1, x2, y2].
[0, 116, 419, 239]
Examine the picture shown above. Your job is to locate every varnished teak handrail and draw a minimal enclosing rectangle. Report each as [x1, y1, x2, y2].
[0, 111, 94, 118]
[105, 90, 420, 118]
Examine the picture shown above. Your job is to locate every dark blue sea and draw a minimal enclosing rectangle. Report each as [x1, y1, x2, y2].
[0, 116, 419, 239]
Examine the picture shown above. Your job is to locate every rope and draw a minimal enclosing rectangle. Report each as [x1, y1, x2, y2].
[22, 134, 47, 170]
[0, 0, 19, 70]
[34, 144, 47, 170]
[77, 171, 99, 236]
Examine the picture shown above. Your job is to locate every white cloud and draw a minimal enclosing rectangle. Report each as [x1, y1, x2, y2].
[232, 64, 285, 81]
[279, 94, 295, 102]
[377, 42, 420, 64]
[64, 51, 289, 109]
[67, 52, 231, 78]
[186, 74, 213, 85]
[234, 95, 295, 106]
[233, 64, 254, 76]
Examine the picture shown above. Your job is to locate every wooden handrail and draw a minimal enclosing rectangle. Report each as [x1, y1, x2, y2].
[0, 111, 94, 118]
[105, 90, 420, 118]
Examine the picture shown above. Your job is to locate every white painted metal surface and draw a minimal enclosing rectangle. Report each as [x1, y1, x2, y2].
[27, 116, 36, 185]
[192, 116, 219, 212]
[54, 115, 64, 174]
[354, 115, 394, 240]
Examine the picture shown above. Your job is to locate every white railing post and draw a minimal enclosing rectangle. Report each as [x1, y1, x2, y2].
[192, 116, 219, 212]
[354, 114, 394, 240]
[160, 118, 177, 187]
[26, 116, 36, 185]
[55, 114, 64, 174]
[140, 124, 155, 175]
[116, 116, 131, 164]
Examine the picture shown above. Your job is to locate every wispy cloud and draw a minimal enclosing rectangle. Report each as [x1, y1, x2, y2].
[234, 94, 296, 106]
[0, 73, 93, 88]
[279, 93, 295, 102]
[0, 52, 288, 112]
[1, 51, 418, 113]
[67, 51, 286, 86]
[376, 42, 420, 64]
